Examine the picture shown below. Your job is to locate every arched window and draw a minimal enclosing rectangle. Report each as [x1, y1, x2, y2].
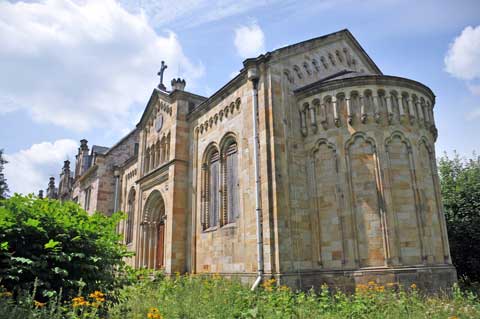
[202, 146, 220, 230]
[222, 139, 239, 225]
[126, 188, 135, 245]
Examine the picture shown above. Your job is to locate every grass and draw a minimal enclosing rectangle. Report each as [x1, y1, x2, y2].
[1, 273, 479, 318]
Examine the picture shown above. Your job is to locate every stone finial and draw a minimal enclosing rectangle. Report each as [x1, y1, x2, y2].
[38, 190, 44, 199]
[46, 176, 58, 199]
[171, 78, 186, 91]
[48, 176, 55, 188]
[80, 139, 88, 151]
[62, 160, 70, 172]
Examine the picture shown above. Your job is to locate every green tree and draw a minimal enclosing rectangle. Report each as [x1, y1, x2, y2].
[0, 195, 131, 300]
[439, 153, 480, 283]
[0, 149, 9, 199]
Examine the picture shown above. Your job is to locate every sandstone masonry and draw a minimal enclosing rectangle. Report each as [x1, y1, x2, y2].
[45, 29, 456, 292]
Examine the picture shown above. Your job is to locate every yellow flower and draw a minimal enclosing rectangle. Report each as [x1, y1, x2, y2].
[72, 296, 89, 307]
[279, 285, 290, 292]
[386, 282, 395, 287]
[147, 308, 163, 319]
[375, 285, 385, 292]
[262, 278, 276, 292]
[89, 291, 106, 303]
[410, 283, 417, 290]
[355, 284, 368, 293]
[34, 300, 46, 308]
[448, 316, 459, 319]
[0, 291, 13, 298]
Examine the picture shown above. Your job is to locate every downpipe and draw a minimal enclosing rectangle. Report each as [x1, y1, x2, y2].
[248, 67, 264, 291]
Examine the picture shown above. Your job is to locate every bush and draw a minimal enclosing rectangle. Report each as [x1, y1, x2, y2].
[439, 154, 480, 284]
[0, 194, 131, 300]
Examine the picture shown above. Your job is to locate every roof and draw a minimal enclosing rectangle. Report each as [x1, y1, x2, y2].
[294, 70, 370, 93]
[141, 29, 382, 122]
[91, 145, 109, 155]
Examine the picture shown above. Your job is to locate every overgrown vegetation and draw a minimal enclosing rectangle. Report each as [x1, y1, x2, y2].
[2, 273, 478, 319]
[1, 150, 480, 318]
[439, 153, 480, 285]
[0, 149, 9, 200]
[0, 195, 131, 301]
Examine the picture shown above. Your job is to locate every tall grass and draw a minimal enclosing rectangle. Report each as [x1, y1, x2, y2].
[108, 274, 480, 319]
[1, 273, 479, 318]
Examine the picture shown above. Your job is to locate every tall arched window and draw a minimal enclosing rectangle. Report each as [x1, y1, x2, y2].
[202, 146, 220, 230]
[126, 188, 135, 245]
[222, 139, 239, 225]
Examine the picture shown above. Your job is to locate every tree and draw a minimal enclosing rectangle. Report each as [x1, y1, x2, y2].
[0, 195, 131, 300]
[0, 149, 9, 199]
[439, 153, 480, 283]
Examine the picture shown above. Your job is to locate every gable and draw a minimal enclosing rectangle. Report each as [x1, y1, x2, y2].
[137, 89, 173, 130]
[268, 29, 382, 90]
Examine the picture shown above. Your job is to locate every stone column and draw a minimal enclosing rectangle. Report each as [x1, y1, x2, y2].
[346, 98, 353, 125]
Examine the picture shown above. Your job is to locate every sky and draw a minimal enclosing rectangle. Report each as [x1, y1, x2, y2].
[1, 0, 479, 195]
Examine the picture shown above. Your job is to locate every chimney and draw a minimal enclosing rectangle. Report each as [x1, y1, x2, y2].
[171, 78, 186, 91]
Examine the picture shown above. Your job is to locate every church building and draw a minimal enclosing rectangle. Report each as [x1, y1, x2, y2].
[46, 29, 456, 291]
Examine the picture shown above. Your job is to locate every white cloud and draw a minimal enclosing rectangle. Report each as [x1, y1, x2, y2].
[234, 22, 266, 59]
[445, 25, 480, 80]
[0, 0, 204, 132]
[4, 139, 78, 195]
[467, 83, 480, 96]
[120, 0, 278, 29]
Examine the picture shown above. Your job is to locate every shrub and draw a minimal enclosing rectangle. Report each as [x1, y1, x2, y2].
[0, 194, 131, 300]
[439, 154, 480, 284]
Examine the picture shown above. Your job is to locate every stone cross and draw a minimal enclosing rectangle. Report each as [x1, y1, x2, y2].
[157, 61, 168, 90]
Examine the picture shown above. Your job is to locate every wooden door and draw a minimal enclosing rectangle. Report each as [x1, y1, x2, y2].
[156, 223, 165, 269]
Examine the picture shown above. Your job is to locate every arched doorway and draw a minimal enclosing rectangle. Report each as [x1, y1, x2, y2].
[139, 190, 166, 269]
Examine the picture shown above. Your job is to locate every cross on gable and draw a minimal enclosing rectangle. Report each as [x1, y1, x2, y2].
[157, 61, 168, 91]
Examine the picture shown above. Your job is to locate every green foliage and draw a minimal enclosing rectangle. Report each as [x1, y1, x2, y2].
[0, 149, 9, 200]
[106, 275, 480, 319]
[1, 274, 479, 318]
[439, 153, 480, 283]
[0, 194, 132, 300]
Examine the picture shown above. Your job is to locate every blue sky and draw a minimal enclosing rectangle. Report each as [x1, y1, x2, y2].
[1, 0, 479, 194]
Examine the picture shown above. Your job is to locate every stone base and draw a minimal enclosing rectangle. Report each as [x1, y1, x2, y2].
[274, 265, 457, 293]
[195, 264, 457, 294]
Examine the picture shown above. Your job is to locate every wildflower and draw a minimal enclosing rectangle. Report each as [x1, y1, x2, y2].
[375, 285, 385, 292]
[0, 291, 13, 298]
[386, 282, 395, 287]
[147, 307, 163, 319]
[262, 278, 276, 292]
[34, 300, 46, 308]
[410, 283, 417, 290]
[448, 316, 459, 319]
[72, 296, 89, 307]
[355, 284, 368, 293]
[279, 285, 290, 292]
[89, 290, 106, 303]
